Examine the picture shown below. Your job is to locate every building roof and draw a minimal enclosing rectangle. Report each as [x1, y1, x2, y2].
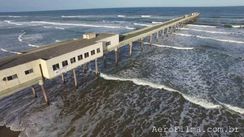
[0, 33, 115, 70]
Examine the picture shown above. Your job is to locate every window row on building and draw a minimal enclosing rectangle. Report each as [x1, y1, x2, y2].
[2, 68, 34, 82]
[52, 48, 101, 71]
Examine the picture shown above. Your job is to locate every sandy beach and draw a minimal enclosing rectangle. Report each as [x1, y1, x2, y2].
[0, 126, 20, 137]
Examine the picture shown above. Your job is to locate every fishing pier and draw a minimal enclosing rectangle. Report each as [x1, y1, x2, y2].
[0, 12, 200, 104]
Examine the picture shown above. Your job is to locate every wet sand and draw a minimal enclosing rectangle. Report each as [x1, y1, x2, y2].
[0, 126, 20, 137]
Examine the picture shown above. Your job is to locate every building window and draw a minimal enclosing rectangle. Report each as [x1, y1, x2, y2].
[84, 52, 89, 58]
[70, 57, 76, 64]
[105, 41, 111, 46]
[97, 48, 100, 53]
[3, 74, 18, 81]
[52, 64, 60, 71]
[25, 69, 34, 75]
[91, 50, 95, 55]
[62, 60, 68, 67]
[78, 55, 83, 61]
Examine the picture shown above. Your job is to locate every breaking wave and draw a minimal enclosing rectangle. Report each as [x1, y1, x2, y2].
[118, 15, 126, 18]
[152, 21, 163, 24]
[231, 25, 244, 28]
[4, 20, 23, 26]
[0, 48, 22, 54]
[43, 26, 65, 30]
[175, 33, 244, 44]
[18, 32, 26, 42]
[0, 16, 22, 18]
[30, 21, 134, 30]
[125, 26, 135, 30]
[61, 15, 87, 18]
[215, 100, 244, 114]
[180, 28, 230, 34]
[188, 24, 216, 28]
[28, 44, 39, 48]
[100, 73, 221, 109]
[133, 23, 152, 27]
[144, 42, 194, 50]
[141, 15, 151, 18]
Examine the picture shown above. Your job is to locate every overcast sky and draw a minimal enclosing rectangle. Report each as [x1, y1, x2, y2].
[0, 0, 244, 12]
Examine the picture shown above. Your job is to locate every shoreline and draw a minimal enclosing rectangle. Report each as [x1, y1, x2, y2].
[0, 126, 20, 137]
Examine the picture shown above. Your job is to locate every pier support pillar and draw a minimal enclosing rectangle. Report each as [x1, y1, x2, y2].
[149, 35, 152, 46]
[95, 58, 99, 75]
[83, 64, 88, 74]
[103, 55, 107, 68]
[129, 42, 133, 56]
[61, 73, 65, 84]
[39, 80, 49, 105]
[140, 38, 144, 50]
[31, 87, 37, 98]
[73, 68, 78, 89]
[115, 49, 118, 65]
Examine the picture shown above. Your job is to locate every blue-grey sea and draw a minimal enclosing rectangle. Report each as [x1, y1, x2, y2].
[0, 7, 243, 137]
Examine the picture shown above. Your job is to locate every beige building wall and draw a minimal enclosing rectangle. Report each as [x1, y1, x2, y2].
[97, 34, 119, 51]
[41, 42, 103, 79]
[0, 60, 42, 92]
[0, 34, 119, 96]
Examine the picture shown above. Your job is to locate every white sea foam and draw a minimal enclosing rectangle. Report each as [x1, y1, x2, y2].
[55, 27, 65, 30]
[61, 15, 86, 18]
[125, 26, 135, 30]
[18, 32, 26, 42]
[180, 28, 230, 34]
[30, 21, 132, 30]
[4, 20, 23, 26]
[28, 44, 39, 48]
[0, 16, 23, 18]
[118, 15, 126, 18]
[144, 42, 194, 50]
[100, 73, 221, 109]
[216, 101, 244, 114]
[55, 40, 61, 43]
[133, 23, 152, 27]
[188, 24, 216, 28]
[141, 15, 151, 18]
[231, 25, 244, 28]
[152, 21, 163, 24]
[175, 33, 244, 44]
[1, 48, 22, 54]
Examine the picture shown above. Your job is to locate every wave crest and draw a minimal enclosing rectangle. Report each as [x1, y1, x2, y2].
[144, 42, 194, 50]
[175, 33, 244, 44]
[100, 73, 221, 110]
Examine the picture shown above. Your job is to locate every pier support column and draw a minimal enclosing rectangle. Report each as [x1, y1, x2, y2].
[140, 38, 144, 51]
[83, 64, 88, 74]
[95, 58, 99, 75]
[115, 48, 118, 65]
[73, 68, 78, 89]
[129, 42, 133, 56]
[39, 80, 49, 105]
[149, 35, 152, 46]
[103, 55, 107, 68]
[61, 73, 65, 84]
[31, 87, 37, 98]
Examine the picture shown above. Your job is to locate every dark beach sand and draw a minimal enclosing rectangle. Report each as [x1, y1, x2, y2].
[0, 126, 20, 137]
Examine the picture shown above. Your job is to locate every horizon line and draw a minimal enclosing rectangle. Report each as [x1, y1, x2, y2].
[0, 5, 243, 13]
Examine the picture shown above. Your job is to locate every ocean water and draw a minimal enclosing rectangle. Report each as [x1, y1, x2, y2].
[0, 7, 243, 137]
